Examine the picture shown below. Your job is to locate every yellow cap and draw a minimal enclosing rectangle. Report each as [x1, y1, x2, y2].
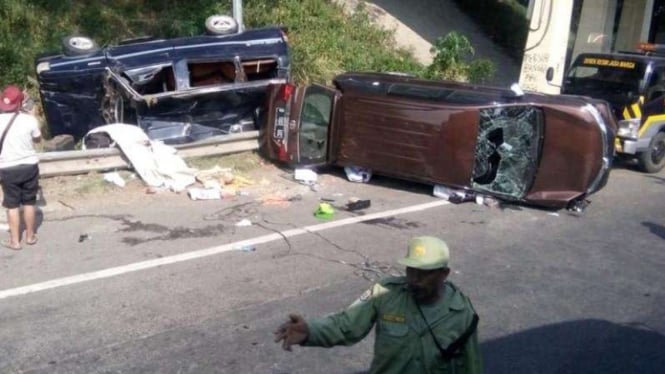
[398, 236, 450, 270]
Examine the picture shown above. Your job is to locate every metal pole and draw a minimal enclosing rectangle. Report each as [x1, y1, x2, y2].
[233, 0, 245, 32]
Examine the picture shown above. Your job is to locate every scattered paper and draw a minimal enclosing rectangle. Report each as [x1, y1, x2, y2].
[188, 188, 221, 200]
[235, 219, 252, 227]
[103, 172, 126, 187]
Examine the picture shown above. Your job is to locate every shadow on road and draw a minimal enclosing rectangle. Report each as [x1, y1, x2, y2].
[642, 221, 665, 240]
[482, 319, 665, 374]
[645, 175, 665, 185]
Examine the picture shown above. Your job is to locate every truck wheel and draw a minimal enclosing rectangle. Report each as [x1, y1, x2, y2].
[62, 35, 100, 56]
[638, 132, 665, 173]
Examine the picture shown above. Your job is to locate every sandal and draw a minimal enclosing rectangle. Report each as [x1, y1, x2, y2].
[25, 236, 38, 245]
[2, 240, 22, 251]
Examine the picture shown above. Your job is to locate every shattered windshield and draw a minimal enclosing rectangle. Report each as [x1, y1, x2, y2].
[472, 106, 543, 199]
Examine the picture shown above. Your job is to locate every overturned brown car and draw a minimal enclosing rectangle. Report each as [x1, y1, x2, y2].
[261, 72, 617, 210]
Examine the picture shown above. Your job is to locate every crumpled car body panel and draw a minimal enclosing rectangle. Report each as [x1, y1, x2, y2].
[262, 72, 617, 209]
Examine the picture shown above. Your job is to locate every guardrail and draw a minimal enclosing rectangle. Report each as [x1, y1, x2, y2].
[38, 131, 261, 178]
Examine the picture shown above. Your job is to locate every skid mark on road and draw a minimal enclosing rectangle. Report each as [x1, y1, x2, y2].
[0, 200, 449, 301]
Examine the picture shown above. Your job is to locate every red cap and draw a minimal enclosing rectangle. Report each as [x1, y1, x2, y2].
[0, 85, 24, 112]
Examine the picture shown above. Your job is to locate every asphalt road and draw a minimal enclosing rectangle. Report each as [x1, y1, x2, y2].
[0, 161, 663, 373]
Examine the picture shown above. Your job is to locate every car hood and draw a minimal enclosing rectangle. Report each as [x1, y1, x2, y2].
[525, 105, 605, 206]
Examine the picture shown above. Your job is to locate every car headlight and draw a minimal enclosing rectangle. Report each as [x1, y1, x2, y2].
[617, 118, 640, 139]
[36, 62, 50, 74]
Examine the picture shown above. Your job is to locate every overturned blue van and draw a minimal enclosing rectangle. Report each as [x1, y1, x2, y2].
[34, 5, 290, 144]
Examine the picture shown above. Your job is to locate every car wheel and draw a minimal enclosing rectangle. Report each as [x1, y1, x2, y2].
[638, 131, 665, 173]
[62, 35, 100, 56]
[205, 15, 238, 35]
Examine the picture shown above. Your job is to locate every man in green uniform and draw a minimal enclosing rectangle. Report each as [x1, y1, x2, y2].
[274, 236, 482, 373]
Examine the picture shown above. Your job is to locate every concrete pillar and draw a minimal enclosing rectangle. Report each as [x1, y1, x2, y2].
[615, 0, 653, 51]
[571, 0, 617, 57]
[518, 0, 574, 94]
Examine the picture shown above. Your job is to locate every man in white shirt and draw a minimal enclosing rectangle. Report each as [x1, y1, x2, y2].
[0, 85, 42, 250]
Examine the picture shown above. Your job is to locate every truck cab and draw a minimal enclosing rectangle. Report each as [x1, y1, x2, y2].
[555, 43, 665, 173]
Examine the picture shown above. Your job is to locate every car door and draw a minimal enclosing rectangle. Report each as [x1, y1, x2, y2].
[263, 83, 339, 166]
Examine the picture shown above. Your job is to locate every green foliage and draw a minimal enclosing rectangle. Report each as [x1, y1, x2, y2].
[452, 0, 528, 63]
[244, 0, 424, 83]
[0, 0, 423, 89]
[426, 32, 496, 83]
[468, 59, 497, 85]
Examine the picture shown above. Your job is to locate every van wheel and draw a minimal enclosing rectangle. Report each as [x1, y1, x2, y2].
[62, 35, 100, 56]
[638, 132, 665, 173]
[205, 15, 238, 35]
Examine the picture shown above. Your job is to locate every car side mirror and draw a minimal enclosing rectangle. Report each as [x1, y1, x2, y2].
[545, 67, 554, 82]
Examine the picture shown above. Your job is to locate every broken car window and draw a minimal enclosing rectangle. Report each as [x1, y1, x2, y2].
[472, 106, 543, 199]
[123, 65, 176, 94]
[189, 61, 237, 87]
[242, 58, 279, 81]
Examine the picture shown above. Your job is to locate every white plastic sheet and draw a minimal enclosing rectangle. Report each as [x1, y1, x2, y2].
[344, 166, 372, 183]
[83, 124, 196, 191]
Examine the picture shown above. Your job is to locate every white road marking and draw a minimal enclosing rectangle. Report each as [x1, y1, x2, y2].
[0, 200, 449, 300]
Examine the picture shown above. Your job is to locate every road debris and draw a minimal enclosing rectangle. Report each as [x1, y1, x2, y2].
[83, 124, 196, 191]
[233, 244, 256, 252]
[259, 193, 302, 208]
[346, 198, 371, 211]
[476, 195, 500, 208]
[103, 172, 126, 187]
[344, 166, 372, 183]
[314, 202, 335, 220]
[294, 168, 318, 184]
[195, 165, 234, 187]
[433, 184, 463, 200]
[235, 218, 253, 227]
[187, 187, 222, 200]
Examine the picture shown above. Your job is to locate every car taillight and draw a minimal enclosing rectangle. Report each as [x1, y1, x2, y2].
[281, 83, 295, 102]
[277, 142, 288, 161]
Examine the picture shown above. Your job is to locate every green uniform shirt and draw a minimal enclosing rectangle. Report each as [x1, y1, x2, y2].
[303, 277, 482, 374]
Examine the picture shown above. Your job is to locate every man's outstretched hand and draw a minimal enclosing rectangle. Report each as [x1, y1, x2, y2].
[274, 313, 309, 351]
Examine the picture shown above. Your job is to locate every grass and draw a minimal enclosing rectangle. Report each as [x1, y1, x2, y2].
[187, 151, 264, 172]
[71, 170, 140, 195]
